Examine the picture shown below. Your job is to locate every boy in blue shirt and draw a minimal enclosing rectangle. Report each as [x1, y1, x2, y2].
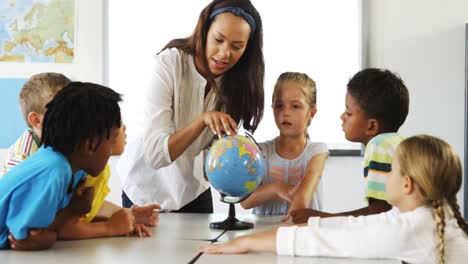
[0, 82, 123, 250]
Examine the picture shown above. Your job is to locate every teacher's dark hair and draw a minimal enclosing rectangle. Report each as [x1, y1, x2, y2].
[161, 0, 264, 132]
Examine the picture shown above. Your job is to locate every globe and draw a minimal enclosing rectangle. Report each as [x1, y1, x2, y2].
[205, 135, 264, 198]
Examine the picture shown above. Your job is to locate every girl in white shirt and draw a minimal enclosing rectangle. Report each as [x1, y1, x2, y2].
[117, 0, 265, 213]
[240, 72, 328, 221]
[200, 135, 468, 264]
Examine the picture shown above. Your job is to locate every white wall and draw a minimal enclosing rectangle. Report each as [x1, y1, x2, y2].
[0, 0, 105, 83]
[368, 0, 467, 213]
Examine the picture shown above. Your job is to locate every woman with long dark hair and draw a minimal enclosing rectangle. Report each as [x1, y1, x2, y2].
[118, 0, 264, 213]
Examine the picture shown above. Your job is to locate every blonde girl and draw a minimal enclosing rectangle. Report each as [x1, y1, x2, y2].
[200, 135, 468, 264]
[240, 72, 329, 222]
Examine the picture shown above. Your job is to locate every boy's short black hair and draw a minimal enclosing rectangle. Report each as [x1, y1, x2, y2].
[347, 68, 409, 132]
[41, 82, 122, 156]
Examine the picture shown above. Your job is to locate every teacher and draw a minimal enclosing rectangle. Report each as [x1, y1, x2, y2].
[118, 0, 264, 213]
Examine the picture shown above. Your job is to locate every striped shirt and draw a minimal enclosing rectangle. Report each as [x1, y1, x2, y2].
[253, 139, 329, 215]
[363, 133, 404, 201]
[1, 130, 40, 176]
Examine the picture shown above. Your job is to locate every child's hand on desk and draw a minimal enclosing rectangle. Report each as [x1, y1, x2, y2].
[290, 208, 321, 224]
[8, 229, 57, 250]
[107, 209, 135, 236]
[69, 181, 94, 217]
[133, 223, 152, 238]
[198, 236, 249, 254]
[131, 204, 160, 226]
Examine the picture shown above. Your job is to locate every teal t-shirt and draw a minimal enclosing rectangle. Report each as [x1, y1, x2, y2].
[0, 147, 86, 248]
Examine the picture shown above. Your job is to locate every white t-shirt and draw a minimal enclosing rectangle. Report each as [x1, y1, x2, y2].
[276, 206, 468, 264]
[117, 48, 217, 210]
[253, 139, 328, 215]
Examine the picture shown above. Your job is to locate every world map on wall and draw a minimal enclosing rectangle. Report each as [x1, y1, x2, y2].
[0, 0, 75, 63]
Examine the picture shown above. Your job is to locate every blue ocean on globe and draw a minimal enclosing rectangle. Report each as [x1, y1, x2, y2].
[205, 135, 264, 198]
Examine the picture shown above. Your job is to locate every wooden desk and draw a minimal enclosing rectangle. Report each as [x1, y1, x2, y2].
[0, 213, 402, 264]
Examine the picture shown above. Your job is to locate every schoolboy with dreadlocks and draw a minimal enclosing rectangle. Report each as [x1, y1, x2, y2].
[1, 75, 159, 241]
[1, 82, 122, 250]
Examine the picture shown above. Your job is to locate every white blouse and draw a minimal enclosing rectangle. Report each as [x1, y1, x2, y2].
[117, 48, 218, 210]
[276, 206, 468, 264]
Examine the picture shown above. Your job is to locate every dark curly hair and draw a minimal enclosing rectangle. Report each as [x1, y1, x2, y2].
[347, 68, 409, 132]
[41, 82, 122, 156]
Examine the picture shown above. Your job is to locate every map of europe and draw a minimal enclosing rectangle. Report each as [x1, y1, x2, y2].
[0, 0, 75, 63]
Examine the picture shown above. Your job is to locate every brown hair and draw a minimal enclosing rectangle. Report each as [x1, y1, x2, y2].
[19, 72, 71, 128]
[160, 0, 264, 132]
[396, 135, 468, 264]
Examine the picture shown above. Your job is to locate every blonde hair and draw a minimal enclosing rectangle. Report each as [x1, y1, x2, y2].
[273, 72, 317, 139]
[19, 73, 71, 128]
[273, 72, 316, 109]
[396, 135, 468, 264]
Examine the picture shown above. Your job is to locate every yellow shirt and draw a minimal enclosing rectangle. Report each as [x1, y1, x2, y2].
[81, 164, 111, 222]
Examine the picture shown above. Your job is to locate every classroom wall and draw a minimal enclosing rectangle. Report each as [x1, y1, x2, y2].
[367, 0, 468, 212]
[301, 0, 468, 215]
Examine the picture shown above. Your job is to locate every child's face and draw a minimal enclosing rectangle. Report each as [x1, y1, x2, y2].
[205, 13, 250, 76]
[32, 95, 57, 139]
[84, 127, 119, 176]
[111, 123, 127, 155]
[29, 112, 45, 139]
[385, 155, 406, 208]
[272, 81, 315, 138]
[340, 92, 372, 144]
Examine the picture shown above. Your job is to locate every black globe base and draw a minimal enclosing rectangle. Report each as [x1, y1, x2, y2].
[210, 203, 254, 230]
[210, 218, 253, 230]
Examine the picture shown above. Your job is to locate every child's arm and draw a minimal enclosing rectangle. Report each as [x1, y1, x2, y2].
[56, 209, 136, 240]
[94, 202, 160, 226]
[289, 198, 391, 224]
[131, 204, 160, 226]
[5, 175, 92, 250]
[199, 227, 279, 254]
[200, 208, 411, 258]
[47, 182, 95, 229]
[335, 198, 392, 217]
[8, 229, 57, 250]
[93, 200, 122, 221]
[281, 152, 328, 222]
[240, 181, 293, 209]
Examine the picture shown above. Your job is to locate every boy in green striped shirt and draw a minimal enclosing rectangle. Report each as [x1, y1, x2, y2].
[290, 68, 409, 223]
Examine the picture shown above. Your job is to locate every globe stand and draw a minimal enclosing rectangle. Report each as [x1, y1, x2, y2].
[209, 194, 253, 230]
